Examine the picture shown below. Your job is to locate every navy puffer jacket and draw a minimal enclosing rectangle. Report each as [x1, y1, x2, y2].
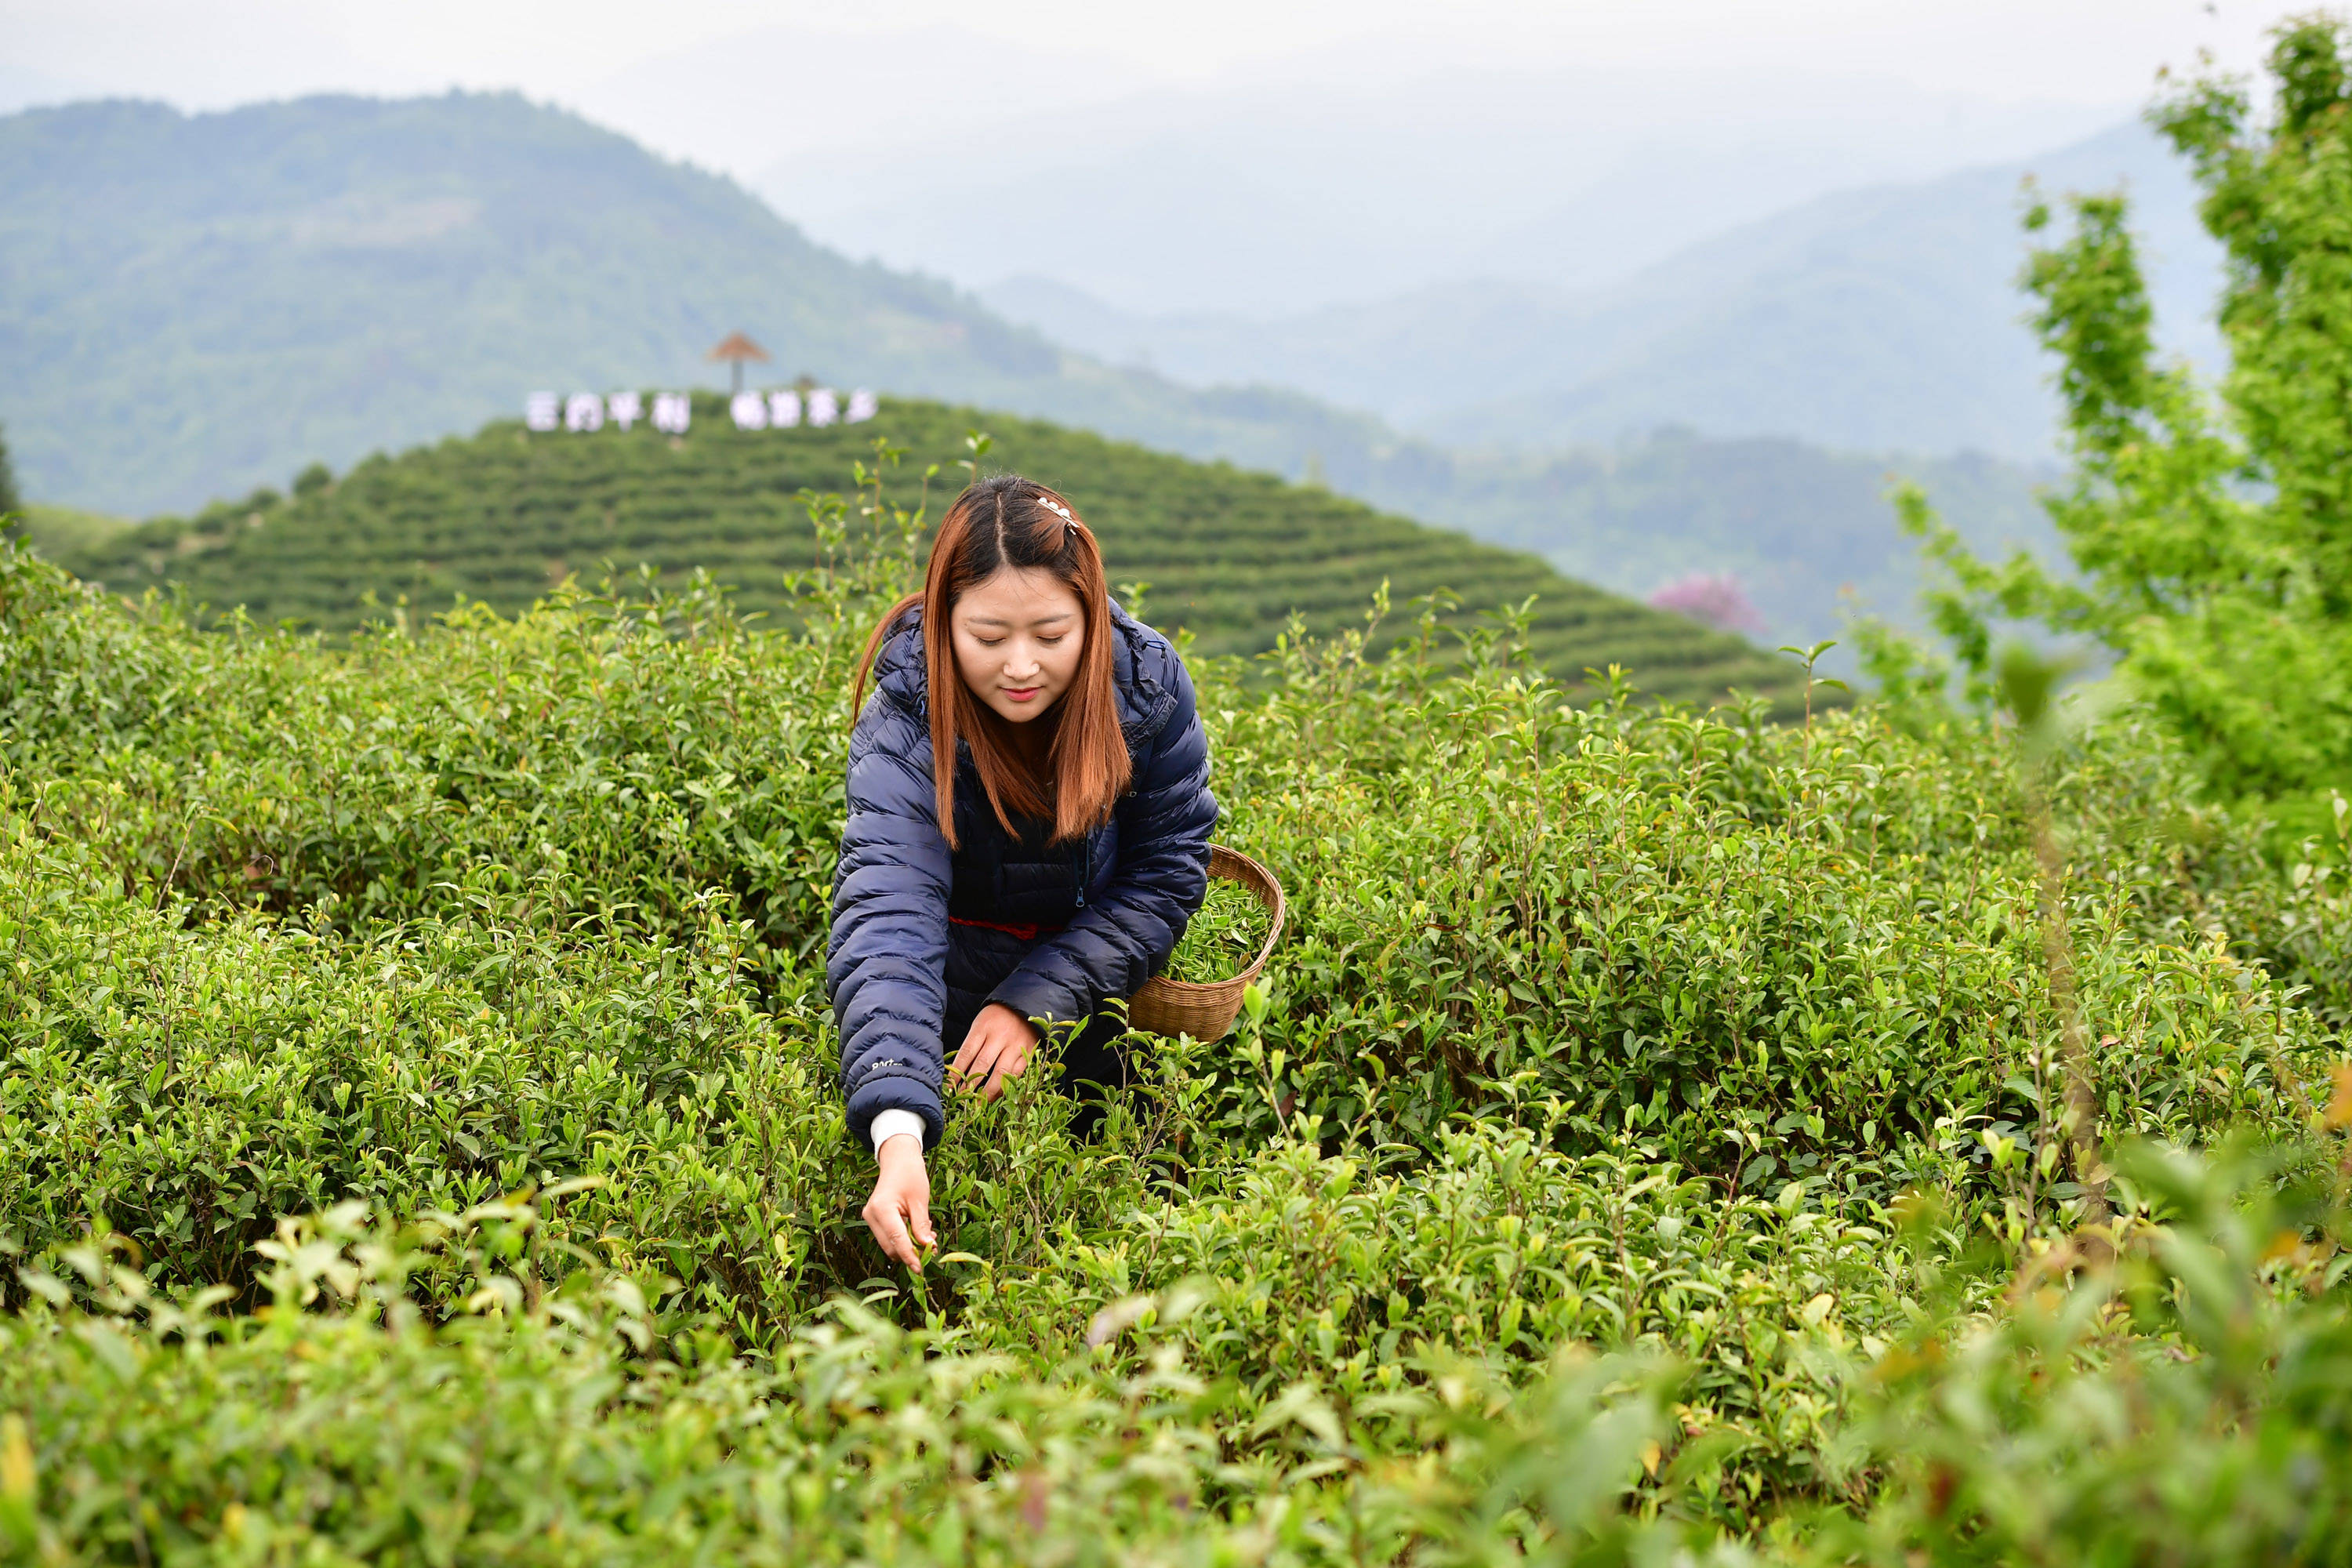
[827, 601, 1218, 1148]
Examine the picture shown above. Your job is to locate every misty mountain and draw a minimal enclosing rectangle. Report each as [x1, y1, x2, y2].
[0, 87, 2059, 656]
[983, 122, 2223, 460]
[0, 63, 92, 117]
[0, 93, 1396, 517]
[763, 67, 2118, 318]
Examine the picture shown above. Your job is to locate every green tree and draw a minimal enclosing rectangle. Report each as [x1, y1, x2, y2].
[0, 423, 20, 524]
[1886, 16, 2352, 815]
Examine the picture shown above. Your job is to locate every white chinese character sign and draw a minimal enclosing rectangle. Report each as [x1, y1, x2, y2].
[524, 387, 882, 437]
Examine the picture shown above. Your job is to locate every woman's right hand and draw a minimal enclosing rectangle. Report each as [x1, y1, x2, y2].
[863, 1134, 935, 1271]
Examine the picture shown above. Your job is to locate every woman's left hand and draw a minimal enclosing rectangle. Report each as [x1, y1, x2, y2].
[950, 1004, 1040, 1101]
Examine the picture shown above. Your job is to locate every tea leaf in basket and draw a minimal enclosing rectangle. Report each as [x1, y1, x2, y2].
[1163, 879, 1272, 984]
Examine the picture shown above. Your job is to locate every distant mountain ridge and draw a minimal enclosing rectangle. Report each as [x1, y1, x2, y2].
[0, 93, 1009, 514]
[757, 63, 2119, 319]
[1, 89, 2067, 656]
[0, 93, 1414, 517]
[983, 122, 2224, 461]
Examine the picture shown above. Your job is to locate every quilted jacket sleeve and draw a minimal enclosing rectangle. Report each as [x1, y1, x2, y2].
[827, 691, 955, 1149]
[987, 654, 1218, 1031]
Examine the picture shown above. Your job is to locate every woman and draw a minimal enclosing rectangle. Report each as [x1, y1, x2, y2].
[829, 475, 1218, 1271]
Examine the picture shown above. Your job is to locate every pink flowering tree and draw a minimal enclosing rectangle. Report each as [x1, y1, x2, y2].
[1647, 572, 1767, 638]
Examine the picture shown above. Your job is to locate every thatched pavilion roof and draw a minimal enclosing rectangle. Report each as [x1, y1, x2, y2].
[706, 332, 771, 364]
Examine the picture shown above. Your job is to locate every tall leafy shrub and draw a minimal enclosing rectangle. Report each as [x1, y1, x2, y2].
[0, 424, 20, 524]
[1886, 16, 2352, 818]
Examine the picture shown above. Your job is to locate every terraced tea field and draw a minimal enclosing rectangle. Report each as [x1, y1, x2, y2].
[64, 394, 1807, 708]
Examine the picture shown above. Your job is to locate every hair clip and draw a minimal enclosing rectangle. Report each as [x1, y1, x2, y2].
[1038, 497, 1077, 537]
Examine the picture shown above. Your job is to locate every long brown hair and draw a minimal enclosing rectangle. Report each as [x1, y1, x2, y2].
[853, 475, 1130, 848]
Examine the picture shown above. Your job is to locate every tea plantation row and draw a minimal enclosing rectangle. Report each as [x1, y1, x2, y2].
[54, 394, 1808, 710]
[2, 519, 2347, 1561]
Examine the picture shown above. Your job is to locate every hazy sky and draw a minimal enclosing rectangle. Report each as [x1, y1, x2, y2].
[1, 0, 2319, 176]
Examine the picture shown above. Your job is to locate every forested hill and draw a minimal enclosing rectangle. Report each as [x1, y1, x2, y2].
[60, 396, 1807, 709]
[0, 89, 2057, 656]
[0, 93, 1381, 518]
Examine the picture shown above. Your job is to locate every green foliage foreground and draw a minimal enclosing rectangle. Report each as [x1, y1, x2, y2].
[0, 507, 2347, 1561]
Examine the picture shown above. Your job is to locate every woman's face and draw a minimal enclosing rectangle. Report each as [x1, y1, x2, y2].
[949, 566, 1087, 724]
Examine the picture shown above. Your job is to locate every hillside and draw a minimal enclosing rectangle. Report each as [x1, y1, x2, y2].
[3, 89, 2066, 657]
[12, 501, 129, 557]
[1389, 431, 2060, 652]
[64, 396, 1806, 707]
[0, 93, 1398, 520]
[1021, 419, 2060, 656]
[982, 123, 2223, 460]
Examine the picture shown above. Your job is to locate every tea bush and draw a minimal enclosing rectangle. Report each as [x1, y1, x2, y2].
[1203, 623, 2334, 1210]
[975, 1117, 1914, 1517]
[1815, 1137, 2352, 1565]
[8, 1141, 2352, 1565]
[2, 492, 2347, 1559]
[1, 1198, 1693, 1568]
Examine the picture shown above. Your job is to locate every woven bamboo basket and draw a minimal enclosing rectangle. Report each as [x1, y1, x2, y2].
[1128, 844, 1287, 1040]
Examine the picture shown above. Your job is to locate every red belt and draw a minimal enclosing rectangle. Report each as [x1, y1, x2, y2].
[950, 914, 1065, 942]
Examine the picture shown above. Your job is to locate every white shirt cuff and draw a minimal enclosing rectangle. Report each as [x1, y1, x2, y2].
[869, 1109, 926, 1156]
